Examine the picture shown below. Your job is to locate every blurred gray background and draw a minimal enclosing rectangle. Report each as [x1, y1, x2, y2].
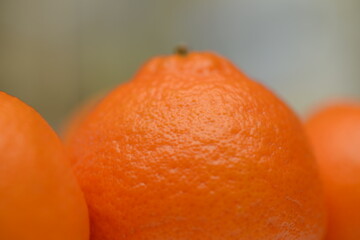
[0, 0, 359, 129]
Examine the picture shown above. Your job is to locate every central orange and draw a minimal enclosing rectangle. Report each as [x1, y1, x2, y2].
[67, 50, 326, 239]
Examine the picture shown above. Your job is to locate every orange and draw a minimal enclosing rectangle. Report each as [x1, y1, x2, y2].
[0, 92, 89, 240]
[61, 92, 104, 144]
[67, 50, 326, 240]
[305, 102, 360, 240]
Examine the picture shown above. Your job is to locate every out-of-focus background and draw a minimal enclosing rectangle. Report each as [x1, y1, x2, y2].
[0, 0, 359, 129]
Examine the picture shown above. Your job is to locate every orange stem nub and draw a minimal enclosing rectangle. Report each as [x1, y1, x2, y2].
[174, 44, 188, 56]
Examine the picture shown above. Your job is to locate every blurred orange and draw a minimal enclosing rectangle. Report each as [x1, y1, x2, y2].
[67, 51, 326, 239]
[306, 102, 360, 240]
[0, 92, 89, 240]
[61, 92, 105, 144]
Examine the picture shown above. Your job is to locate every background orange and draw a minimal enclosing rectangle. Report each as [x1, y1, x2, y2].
[306, 103, 360, 240]
[0, 92, 89, 240]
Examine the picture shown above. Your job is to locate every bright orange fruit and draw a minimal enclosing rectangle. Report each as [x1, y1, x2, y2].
[306, 102, 360, 240]
[67, 50, 326, 240]
[0, 92, 89, 240]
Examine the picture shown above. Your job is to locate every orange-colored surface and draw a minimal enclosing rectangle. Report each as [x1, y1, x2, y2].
[68, 52, 326, 240]
[306, 103, 360, 240]
[0, 92, 89, 240]
[61, 93, 103, 145]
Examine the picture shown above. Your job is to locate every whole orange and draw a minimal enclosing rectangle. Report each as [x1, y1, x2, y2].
[305, 102, 360, 240]
[0, 92, 89, 240]
[67, 50, 326, 240]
